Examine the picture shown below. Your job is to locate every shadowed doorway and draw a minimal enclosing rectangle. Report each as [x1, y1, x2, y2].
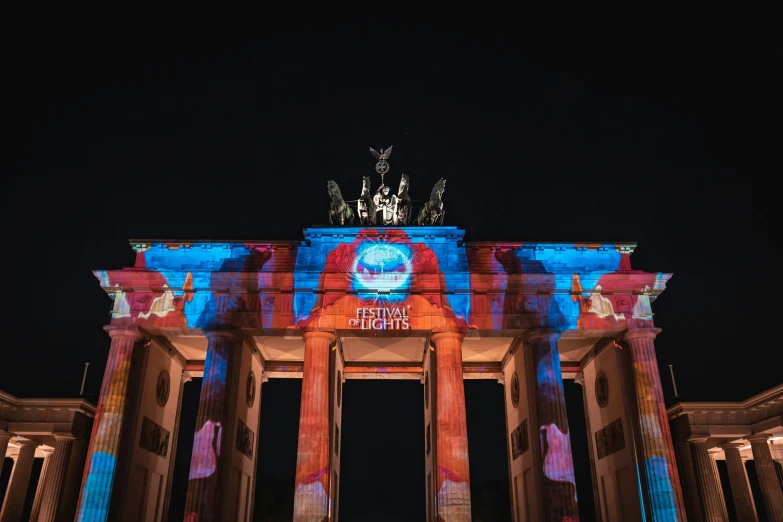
[339, 379, 425, 521]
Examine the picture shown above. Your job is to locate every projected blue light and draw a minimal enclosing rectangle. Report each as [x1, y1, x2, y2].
[352, 243, 412, 295]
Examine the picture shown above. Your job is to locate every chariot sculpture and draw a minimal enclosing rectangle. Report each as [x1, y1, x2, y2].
[325, 146, 447, 226]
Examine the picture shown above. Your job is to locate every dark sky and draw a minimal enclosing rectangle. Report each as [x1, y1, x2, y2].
[4, 18, 782, 521]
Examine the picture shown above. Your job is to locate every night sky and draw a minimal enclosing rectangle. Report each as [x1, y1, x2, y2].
[4, 21, 782, 521]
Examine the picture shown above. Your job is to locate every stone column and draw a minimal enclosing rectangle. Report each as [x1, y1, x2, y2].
[686, 438, 726, 522]
[37, 434, 75, 522]
[162, 372, 191, 522]
[674, 440, 704, 522]
[293, 330, 335, 522]
[748, 434, 783, 522]
[0, 431, 10, 462]
[75, 326, 146, 522]
[574, 372, 603, 522]
[721, 443, 759, 522]
[527, 329, 578, 522]
[0, 440, 38, 522]
[709, 451, 729, 522]
[184, 330, 241, 522]
[772, 442, 783, 489]
[431, 331, 472, 522]
[623, 329, 687, 522]
[29, 448, 54, 522]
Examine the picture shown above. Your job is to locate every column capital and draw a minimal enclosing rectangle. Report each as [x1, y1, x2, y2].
[621, 327, 662, 342]
[687, 435, 711, 443]
[430, 331, 465, 344]
[525, 328, 560, 343]
[15, 438, 40, 448]
[51, 432, 76, 441]
[104, 325, 147, 341]
[41, 447, 55, 456]
[0, 430, 12, 440]
[721, 442, 746, 452]
[747, 433, 771, 444]
[302, 330, 336, 343]
[182, 371, 194, 384]
[573, 372, 585, 386]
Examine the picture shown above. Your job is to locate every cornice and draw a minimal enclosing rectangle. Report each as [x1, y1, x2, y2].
[667, 383, 783, 419]
[0, 390, 96, 417]
[129, 240, 301, 253]
[464, 242, 637, 255]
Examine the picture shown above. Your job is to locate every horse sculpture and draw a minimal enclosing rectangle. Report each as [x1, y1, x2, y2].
[417, 178, 446, 225]
[327, 180, 355, 225]
[357, 175, 376, 225]
[393, 173, 412, 225]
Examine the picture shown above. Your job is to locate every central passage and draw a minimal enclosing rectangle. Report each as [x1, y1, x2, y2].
[339, 379, 425, 521]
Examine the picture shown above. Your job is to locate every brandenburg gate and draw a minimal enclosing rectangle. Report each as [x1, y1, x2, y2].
[72, 221, 687, 522]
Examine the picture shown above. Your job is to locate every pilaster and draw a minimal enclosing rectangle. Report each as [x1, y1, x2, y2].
[748, 434, 783, 522]
[721, 443, 759, 522]
[0, 439, 38, 522]
[623, 328, 687, 522]
[294, 330, 336, 522]
[431, 331, 471, 522]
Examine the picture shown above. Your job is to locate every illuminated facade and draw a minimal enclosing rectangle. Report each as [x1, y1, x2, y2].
[71, 226, 687, 522]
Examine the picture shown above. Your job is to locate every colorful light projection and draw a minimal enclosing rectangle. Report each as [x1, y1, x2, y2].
[531, 332, 579, 522]
[352, 242, 412, 296]
[183, 332, 234, 522]
[469, 243, 663, 332]
[433, 332, 472, 522]
[293, 229, 470, 332]
[627, 331, 685, 522]
[97, 235, 663, 336]
[75, 330, 139, 522]
[87, 230, 678, 520]
[292, 332, 333, 521]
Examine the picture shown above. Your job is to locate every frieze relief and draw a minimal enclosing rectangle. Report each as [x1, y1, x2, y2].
[262, 295, 278, 312]
[511, 419, 529, 460]
[614, 294, 634, 314]
[236, 418, 254, 459]
[139, 417, 169, 457]
[595, 418, 625, 460]
[132, 293, 152, 312]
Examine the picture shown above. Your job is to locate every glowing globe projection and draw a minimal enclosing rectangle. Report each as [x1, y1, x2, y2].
[351, 242, 412, 295]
